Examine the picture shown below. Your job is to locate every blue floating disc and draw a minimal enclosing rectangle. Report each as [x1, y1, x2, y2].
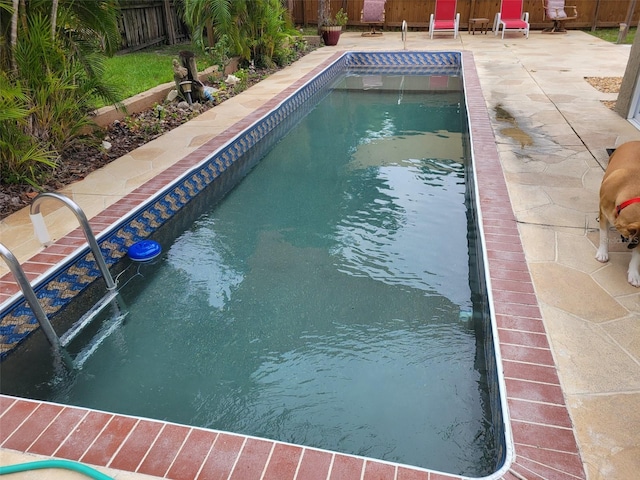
[128, 240, 162, 262]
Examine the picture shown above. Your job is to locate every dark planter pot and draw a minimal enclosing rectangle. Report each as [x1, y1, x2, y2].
[322, 27, 342, 46]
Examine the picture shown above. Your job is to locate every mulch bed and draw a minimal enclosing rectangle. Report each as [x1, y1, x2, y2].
[584, 76, 622, 110]
[0, 102, 215, 219]
[584, 76, 622, 93]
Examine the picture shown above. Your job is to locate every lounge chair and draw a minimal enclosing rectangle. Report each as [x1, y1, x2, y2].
[361, 0, 386, 36]
[494, 0, 529, 39]
[542, 0, 577, 33]
[429, 0, 460, 39]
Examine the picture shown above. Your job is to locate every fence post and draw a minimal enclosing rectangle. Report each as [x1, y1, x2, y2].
[163, 0, 177, 45]
[618, 0, 637, 43]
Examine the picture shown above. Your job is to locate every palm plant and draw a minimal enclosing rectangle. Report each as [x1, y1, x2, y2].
[182, 0, 245, 54]
[182, 0, 299, 68]
[245, 0, 294, 67]
[0, 72, 58, 186]
[1, 0, 121, 74]
[0, 0, 122, 187]
[15, 16, 96, 150]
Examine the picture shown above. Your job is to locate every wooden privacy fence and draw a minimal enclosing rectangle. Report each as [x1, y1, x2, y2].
[118, 0, 188, 53]
[290, 0, 640, 30]
[116, 0, 639, 53]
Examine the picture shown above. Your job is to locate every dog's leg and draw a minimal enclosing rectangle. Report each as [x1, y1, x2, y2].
[628, 248, 640, 287]
[596, 214, 610, 263]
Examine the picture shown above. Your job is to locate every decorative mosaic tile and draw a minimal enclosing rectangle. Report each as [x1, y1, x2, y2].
[345, 51, 461, 76]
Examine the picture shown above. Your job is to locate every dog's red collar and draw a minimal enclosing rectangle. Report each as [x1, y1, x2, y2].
[616, 197, 640, 216]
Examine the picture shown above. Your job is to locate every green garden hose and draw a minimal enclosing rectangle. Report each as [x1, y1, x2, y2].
[0, 459, 113, 479]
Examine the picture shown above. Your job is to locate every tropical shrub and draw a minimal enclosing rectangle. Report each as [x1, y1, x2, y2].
[245, 0, 295, 68]
[183, 0, 301, 68]
[14, 15, 103, 151]
[0, 73, 58, 186]
[0, 0, 121, 187]
[231, 68, 249, 92]
[204, 34, 232, 74]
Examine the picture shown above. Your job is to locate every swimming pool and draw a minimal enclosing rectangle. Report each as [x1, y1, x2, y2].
[0, 51, 586, 480]
[0, 52, 471, 357]
[2, 70, 498, 476]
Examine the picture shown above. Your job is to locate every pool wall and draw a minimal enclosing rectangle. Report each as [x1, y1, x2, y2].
[0, 51, 587, 480]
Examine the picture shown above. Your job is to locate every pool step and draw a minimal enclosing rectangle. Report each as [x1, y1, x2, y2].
[60, 290, 128, 368]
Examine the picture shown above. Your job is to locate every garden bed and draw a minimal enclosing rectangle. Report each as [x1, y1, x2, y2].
[0, 55, 307, 219]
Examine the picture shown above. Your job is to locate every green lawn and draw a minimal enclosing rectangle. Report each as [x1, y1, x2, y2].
[584, 27, 636, 44]
[100, 43, 211, 106]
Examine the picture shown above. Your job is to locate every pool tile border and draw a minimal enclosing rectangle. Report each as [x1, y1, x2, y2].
[0, 51, 586, 479]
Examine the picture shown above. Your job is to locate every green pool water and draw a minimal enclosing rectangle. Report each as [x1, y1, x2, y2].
[4, 77, 497, 476]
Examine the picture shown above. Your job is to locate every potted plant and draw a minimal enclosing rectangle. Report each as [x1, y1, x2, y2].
[321, 8, 348, 46]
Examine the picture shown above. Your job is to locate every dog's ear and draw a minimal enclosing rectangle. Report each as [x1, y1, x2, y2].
[614, 219, 640, 241]
[606, 148, 616, 157]
[627, 224, 640, 249]
[625, 222, 640, 239]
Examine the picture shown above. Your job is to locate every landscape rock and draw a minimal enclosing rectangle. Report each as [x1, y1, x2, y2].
[166, 89, 179, 102]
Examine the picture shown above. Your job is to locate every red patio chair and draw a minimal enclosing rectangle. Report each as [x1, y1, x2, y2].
[494, 0, 530, 39]
[429, 0, 460, 39]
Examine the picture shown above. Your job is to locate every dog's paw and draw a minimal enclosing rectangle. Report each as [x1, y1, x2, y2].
[628, 271, 640, 287]
[595, 247, 609, 263]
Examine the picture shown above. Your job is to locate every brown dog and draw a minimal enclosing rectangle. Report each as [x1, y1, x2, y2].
[596, 141, 640, 287]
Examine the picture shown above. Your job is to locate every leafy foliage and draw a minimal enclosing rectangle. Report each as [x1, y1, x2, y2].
[323, 8, 348, 27]
[0, 0, 121, 186]
[204, 33, 232, 74]
[15, 14, 98, 149]
[0, 72, 58, 186]
[182, 0, 301, 68]
[0, 0, 306, 187]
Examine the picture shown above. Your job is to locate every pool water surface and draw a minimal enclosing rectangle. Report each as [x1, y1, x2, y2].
[2, 79, 498, 476]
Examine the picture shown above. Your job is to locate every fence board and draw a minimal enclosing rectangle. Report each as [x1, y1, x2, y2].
[114, 0, 639, 54]
[117, 0, 188, 53]
[290, 0, 640, 30]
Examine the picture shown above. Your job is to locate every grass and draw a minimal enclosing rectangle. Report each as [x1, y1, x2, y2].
[299, 26, 320, 35]
[99, 43, 212, 107]
[584, 27, 636, 44]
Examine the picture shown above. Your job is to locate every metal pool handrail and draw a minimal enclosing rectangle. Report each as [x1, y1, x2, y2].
[0, 243, 61, 349]
[402, 20, 408, 49]
[29, 192, 116, 290]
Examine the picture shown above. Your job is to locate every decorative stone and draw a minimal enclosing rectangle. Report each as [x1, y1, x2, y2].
[166, 89, 179, 102]
[225, 74, 240, 86]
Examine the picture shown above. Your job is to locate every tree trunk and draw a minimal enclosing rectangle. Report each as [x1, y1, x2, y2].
[318, 0, 330, 34]
[618, 0, 637, 43]
[19, 0, 26, 30]
[179, 50, 204, 101]
[51, 0, 59, 40]
[10, 0, 19, 72]
[206, 19, 215, 48]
